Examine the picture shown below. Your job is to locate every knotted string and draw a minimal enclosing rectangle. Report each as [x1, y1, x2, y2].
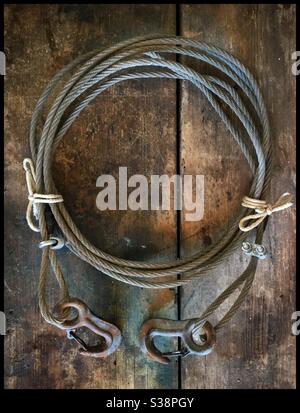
[239, 192, 293, 232]
[23, 158, 63, 232]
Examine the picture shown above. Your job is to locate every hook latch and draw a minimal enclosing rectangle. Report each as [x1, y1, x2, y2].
[54, 298, 121, 358]
[140, 318, 216, 364]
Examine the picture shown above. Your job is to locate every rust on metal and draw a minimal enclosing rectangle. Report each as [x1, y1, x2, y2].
[140, 318, 216, 364]
[54, 298, 121, 358]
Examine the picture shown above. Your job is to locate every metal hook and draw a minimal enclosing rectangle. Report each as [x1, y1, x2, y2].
[54, 298, 122, 358]
[139, 318, 216, 364]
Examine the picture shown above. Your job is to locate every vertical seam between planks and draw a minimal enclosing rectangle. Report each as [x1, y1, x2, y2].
[1, 3, 5, 391]
[175, 2, 182, 390]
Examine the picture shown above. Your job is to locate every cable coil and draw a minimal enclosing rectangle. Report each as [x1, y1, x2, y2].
[26, 35, 273, 342]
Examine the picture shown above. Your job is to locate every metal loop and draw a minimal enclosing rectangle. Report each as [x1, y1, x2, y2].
[39, 236, 65, 250]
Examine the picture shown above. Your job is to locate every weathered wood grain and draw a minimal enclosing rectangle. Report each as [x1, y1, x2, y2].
[4, 4, 296, 390]
[4, 4, 178, 389]
[180, 4, 296, 389]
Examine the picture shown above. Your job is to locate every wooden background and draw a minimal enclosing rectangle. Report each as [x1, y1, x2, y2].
[4, 4, 296, 389]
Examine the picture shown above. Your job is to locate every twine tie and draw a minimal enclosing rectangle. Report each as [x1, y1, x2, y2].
[239, 192, 293, 232]
[23, 158, 63, 232]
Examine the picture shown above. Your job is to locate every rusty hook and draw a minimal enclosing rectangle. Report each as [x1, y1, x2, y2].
[54, 298, 121, 358]
[139, 318, 216, 364]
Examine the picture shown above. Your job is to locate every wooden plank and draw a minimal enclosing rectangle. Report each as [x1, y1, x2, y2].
[4, 4, 178, 389]
[180, 4, 296, 388]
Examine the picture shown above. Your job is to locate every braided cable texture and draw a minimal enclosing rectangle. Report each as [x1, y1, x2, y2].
[27, 35, 271, 333]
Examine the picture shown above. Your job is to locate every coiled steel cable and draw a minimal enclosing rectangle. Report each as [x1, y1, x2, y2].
[26, 35, 272, 336]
